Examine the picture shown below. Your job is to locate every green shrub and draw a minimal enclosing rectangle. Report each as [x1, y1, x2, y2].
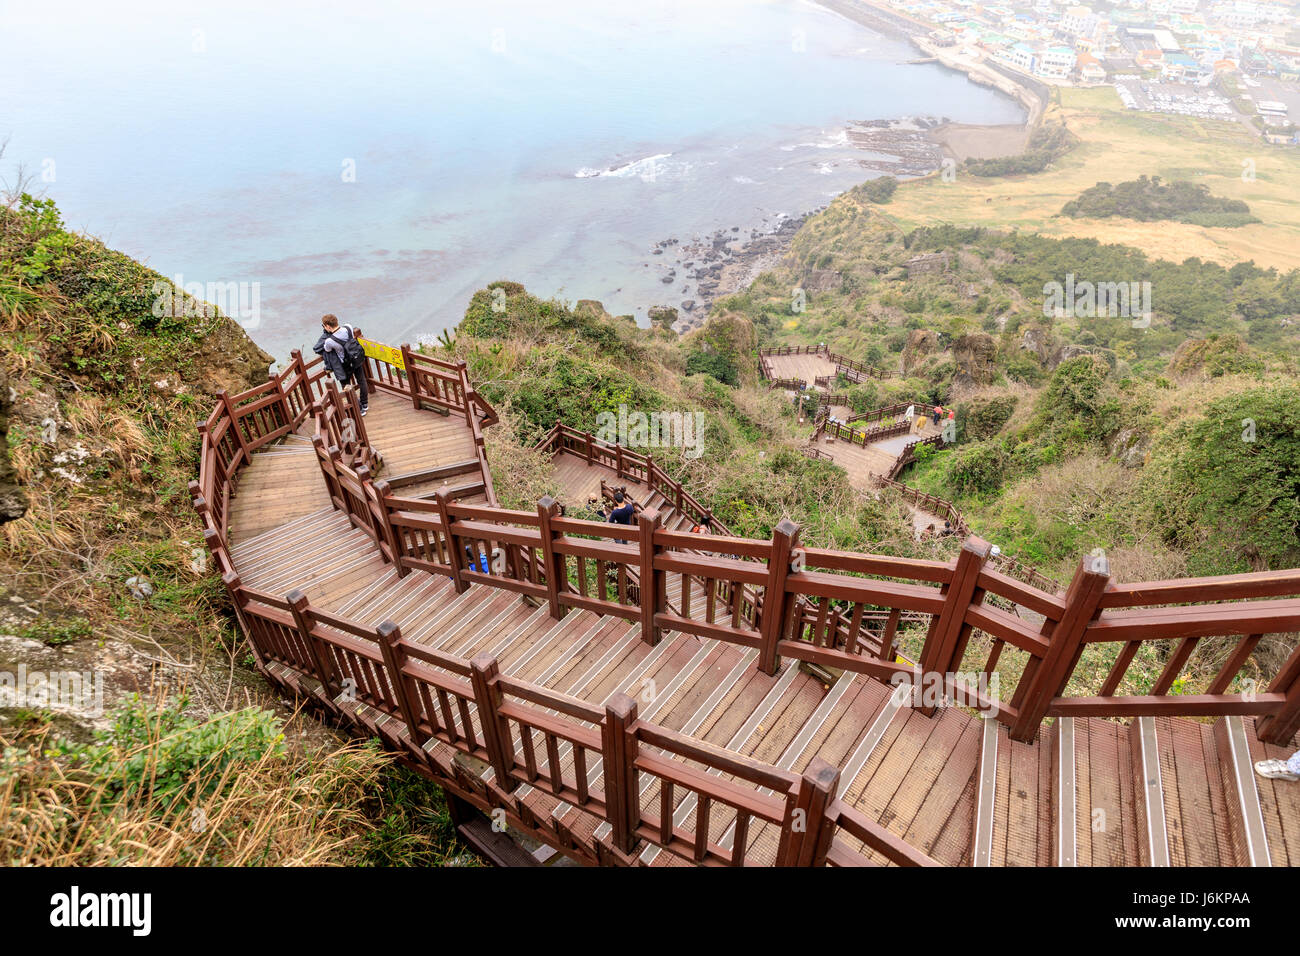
[685, 349, 739, 385]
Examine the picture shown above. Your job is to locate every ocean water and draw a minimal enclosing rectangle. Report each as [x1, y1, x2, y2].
[1, 0, 1024, 360]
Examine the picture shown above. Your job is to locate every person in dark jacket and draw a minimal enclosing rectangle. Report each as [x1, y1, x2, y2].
[313, 313, 369, 415]
[608, 490, 635, 544]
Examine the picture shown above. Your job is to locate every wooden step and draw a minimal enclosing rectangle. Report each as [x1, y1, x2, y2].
[1065, 717, 1141, 865]
[1152, 716, 1232, 866]
[1131, 716, 1171, 866]
[972, 716, 998, 867]
[974, 720, 1053, 866]
[1214, 715, 1273, 866]
[1051, 716, 1077, 867]
[1240, 716, 1300, 866]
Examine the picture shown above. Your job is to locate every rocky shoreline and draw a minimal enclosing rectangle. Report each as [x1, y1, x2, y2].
[641, 0, 1048, 335]
[645, 213, 810, 333]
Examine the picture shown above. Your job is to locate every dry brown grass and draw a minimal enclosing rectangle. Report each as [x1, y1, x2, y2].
[0, 703, 385, 866]
[482, 403, 563, 510]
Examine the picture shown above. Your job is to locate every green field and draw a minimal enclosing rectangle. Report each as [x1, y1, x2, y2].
[887, 87, 1300, 271]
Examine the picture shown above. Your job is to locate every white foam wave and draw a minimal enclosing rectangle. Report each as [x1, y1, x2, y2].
[780, 129, 851, 151]
[574, 152, 673, 180]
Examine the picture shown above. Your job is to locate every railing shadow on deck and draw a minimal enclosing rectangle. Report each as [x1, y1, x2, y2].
[191, 336, 1300, 867]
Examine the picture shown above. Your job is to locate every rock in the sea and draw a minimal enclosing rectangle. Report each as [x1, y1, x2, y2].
[648, 306, 678, 329]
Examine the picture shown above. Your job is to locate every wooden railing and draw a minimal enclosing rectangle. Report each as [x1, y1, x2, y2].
[537, 423, 724, 535]
[757, 344, 892, 384]
[195, 353, 1300, 866]
[844, 401, 932, 427]
[820, 417, 912, 448]
[766, 377, 806, 392]
[875, 475, 968, 536]
[358, 338, 500, 507]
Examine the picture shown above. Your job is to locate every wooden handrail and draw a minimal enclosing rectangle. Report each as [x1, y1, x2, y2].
[196, 340, 1300, 870]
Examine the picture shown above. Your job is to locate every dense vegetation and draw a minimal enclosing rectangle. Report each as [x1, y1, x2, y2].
[860, 175, 898, 204]
[964, 121, 1073, 177]
[1061, 175, 1258, 228]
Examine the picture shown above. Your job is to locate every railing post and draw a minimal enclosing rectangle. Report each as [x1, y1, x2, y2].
[586, 430, 594, 466]
[376, 620, 428, 748]
[470, 655, 516, 792]
[602, 693, 640, 854]
[217, 389, 249, 461]
[615, 443, 623, 478]
[221, 571, 262, 667]
[776, 757, 839, 866]
[400, 344, 420, 408]
[537, 496, 566, 620]
[919, 537, 992, 696]
[436, 490, 468, 593]
[355, 464, 384, 545]
[638, 508, 663, 646]
[287, 589, 336, 695]
[758, 519, 800, 676]
[1009, 552, 1111, 742]
[1258, 643, 1300, 744]
[456, 359, 473, 428]
[345, 383, 370, 452]
[371, 479, 407, 577]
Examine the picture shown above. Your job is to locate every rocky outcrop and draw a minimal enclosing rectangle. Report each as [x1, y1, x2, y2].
[1051, 343, 1093, 368]
[902, 329, 941, 374]
[0, 369, 27, 524]
[1020, 326, 1054, 365]
[1109, 427, 1151, 469]
[648, 306, 678, 330]
[801, 268, 843, 295]
[951, 332, 998, 389]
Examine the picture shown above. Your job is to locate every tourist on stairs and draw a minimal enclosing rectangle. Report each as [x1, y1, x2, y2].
[608, 490, 636, 544]
[314, 313, 369, 416]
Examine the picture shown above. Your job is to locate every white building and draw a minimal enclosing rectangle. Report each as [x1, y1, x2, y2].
[1039, 45, 1079, 77]
[1061, 4, 1096, 35]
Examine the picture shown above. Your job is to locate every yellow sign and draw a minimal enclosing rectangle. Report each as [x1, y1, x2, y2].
[357, 336, 405, 370]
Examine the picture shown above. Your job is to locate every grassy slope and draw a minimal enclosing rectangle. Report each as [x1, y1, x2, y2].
[0, 198, 474, 866]
[887, 88, 1300, 272]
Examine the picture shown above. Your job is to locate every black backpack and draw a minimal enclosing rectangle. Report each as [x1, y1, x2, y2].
[328, 325, 366, 371]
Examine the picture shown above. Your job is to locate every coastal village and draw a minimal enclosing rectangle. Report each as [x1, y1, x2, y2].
[871, 0, 1300, 142]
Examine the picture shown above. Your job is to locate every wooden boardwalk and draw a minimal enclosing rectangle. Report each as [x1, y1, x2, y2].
[216, 384, 1300, 867]
[763, 351, 839, 386]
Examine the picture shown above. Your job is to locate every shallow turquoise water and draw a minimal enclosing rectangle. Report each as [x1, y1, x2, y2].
[2, 0, 1023, 359]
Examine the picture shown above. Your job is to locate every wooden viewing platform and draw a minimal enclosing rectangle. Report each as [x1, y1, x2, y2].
[191, 340, 1300, 867]
[759, 344, 892, 389]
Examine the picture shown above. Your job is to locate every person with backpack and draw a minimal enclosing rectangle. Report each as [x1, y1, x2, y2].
[607, 490, 636, 544]
[313, 313, 369, 415]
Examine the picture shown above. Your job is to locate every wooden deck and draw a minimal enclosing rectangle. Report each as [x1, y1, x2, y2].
[220, 394, 1299, 867]
[763, 351, 839, 386]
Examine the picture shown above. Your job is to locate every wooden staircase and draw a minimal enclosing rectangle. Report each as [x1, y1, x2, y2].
[195, 347, 1300, 868]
